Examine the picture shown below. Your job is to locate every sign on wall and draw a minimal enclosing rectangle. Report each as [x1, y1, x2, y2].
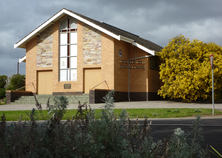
[64, 84, 71, 89]
[119, 60, 145, 69]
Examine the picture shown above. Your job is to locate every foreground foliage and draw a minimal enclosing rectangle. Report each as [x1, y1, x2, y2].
[0, 91, 210, 157]
[158, 35, 222, 101]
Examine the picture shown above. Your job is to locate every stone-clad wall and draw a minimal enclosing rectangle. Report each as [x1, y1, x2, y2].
[83, 25, 101, 65]
[36, 25, 53, 67]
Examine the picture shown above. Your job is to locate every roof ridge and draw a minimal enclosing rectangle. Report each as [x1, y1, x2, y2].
[101, 22, 140, 37]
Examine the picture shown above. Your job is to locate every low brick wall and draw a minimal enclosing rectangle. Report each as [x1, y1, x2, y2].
[89, 89, 164, 104]
[6, 90, 33, 104]
[89, 89, 110, 104]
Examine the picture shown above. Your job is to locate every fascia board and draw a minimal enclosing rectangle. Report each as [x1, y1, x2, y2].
[119, 35, 134, 43]
[119, 35, 155, 55]
[133, 42, 155, 55]
[19, 56, 26, 63]
[63, 10, 120, 40]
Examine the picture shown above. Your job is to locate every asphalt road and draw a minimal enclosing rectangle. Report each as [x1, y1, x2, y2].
[139, 118, 222, 155]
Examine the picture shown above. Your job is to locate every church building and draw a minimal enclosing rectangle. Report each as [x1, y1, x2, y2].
[13, 8, 163, 103]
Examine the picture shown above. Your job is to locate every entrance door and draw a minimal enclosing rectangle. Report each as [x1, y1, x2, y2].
[84, 69, 101, 93]
[38, 71, 53, 94]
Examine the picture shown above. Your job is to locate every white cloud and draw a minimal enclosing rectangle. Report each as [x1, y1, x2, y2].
[0, 31, 18, 49]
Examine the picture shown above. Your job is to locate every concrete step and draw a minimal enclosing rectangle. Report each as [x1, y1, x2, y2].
[11, 94, 89, 105]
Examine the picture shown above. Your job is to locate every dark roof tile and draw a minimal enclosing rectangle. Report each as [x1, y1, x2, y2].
[67, 9, 163, 52]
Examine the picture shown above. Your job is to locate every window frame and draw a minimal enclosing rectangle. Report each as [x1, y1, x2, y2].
[59, 16, 78, 81]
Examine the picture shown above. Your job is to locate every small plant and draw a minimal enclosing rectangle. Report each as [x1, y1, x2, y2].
[46, 96, 69, 123]
[172, 109, 180, 113]
[166, 109, 171, 112]
[167, 115, 209, 157]
[194, 109, 202, 113]
[74, 100, 92, 121]
[152, 112, 159, 116]
[26, 108, 39, 122]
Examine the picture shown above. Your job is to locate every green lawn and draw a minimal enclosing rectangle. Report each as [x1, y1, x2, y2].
[1, 108, 222, 121]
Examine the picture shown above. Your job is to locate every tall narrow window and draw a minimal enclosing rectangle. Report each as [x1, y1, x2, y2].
[59, 16, 77, 81]
[150, 56, 159, 70]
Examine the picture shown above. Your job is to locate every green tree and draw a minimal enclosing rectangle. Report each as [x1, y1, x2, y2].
[0, 75, 7, 89]
[0, 88, 6, 99]
[158, 35, 222, 101]
[6, 74, 25, 91]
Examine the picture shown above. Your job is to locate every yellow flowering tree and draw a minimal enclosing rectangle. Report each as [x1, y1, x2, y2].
[158, 35, 222, 101]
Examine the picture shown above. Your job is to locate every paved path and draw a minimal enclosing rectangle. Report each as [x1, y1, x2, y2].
[0, 100, 221, 111]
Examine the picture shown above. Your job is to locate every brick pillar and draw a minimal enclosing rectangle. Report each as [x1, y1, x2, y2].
[6, 90, 12, 104]
[89, 89, 95, 104]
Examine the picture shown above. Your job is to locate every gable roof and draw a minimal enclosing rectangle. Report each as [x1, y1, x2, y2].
[14, 8, 162, 55]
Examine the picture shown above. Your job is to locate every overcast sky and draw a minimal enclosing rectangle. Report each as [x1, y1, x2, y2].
[0, 0, 222, 76]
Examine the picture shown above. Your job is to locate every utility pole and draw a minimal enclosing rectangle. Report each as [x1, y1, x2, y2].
[17, 62, 19, 74]
[210, 54, 214, 115]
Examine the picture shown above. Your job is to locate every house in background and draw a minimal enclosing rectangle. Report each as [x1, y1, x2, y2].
[8, 8, 162, 104]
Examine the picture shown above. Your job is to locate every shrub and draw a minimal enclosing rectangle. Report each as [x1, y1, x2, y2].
[6, 74, 25, 91]
[0, 91, 210, 157]
[0, 88, 6, 99]
[0, 75, 7, 89]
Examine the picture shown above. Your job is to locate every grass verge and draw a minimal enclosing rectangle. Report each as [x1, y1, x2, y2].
[0, 108, 222, 121]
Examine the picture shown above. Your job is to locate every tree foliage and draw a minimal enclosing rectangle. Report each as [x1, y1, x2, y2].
[158, 35, 222, 101]
[6, 74, 25, 91]
[0, 88, 6, 99]
[0, 75, 7, 89]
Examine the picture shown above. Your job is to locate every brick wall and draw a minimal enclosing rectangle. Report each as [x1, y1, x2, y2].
[114, 40, 149, 93]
